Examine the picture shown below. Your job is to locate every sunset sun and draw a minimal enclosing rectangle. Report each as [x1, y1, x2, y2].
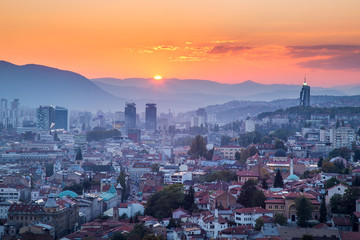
[154, 75, 163, 81]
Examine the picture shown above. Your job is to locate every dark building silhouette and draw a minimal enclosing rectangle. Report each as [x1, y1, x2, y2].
[36, 105, 55, 130]
[54, 106, 68, 131]
[145, 103, 157, 130]
[125, 102, 136, 131]
[300, 77, 310, 106]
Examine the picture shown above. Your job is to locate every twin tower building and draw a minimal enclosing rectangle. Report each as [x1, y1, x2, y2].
[125, 103, 157, 132]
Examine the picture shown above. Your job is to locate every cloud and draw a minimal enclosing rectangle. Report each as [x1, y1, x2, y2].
[297, 52, 360, 70]
[210, 40, 237, 44]
[154, 45, 179, 51]
[169, 56, 206, 62]
[287, 44, 360, 58]
[209, 45, 252, 54]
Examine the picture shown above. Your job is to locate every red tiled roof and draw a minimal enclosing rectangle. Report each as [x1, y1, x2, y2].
[9, 204, 44, 213]
[333, 217, 352, 226]
[234, 207, 271, 214]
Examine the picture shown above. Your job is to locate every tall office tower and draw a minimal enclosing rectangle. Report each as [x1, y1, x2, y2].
[36, 106, 55, 130]
[191, 108, 207, 127]
[10, 99, 20, 128]
[145, 103, 157, 130]
[125, 102, 136, 130]
[54, 106, 68, 131]
[0, 98, 9, 128]
[300, 77, 310, 106]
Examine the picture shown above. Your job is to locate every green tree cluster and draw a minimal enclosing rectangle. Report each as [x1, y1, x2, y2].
[330, 187, 360, 214]
[239, 146, 259, 163]
[328, 147, 351, 160]
[188, 135, 212, 159]
[295, 196, 313, 227]
[144, 184, 185, 220]
[202, 170, 237, 183]
[273, 169, 284, 188]
[324, 177, 340, 189]
[117, 170, 128, 202]
[237, 180, 266, 208]
[63, 183, 84, 195]
[274, 213, 287, 226]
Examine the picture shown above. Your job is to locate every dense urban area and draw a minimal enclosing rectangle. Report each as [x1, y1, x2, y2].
[0, 83, 360, 240]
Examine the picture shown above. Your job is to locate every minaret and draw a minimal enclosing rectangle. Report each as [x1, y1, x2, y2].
[290, 158, 294, 176]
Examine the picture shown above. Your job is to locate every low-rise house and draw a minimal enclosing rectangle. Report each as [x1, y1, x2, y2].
[198, 210, 228, 239]
[234, 207, 273, 226]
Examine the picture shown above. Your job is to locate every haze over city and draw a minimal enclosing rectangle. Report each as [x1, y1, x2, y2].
[1, 1, 360, 240]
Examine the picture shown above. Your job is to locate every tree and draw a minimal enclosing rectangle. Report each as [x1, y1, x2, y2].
[354, 149, 360, 162]
[302, 235, 314, 240]
[261, 179, 268, 190]
[237, 180, 265, 208]
[275, 140, 287, 151]
[274, 213, 287, 226]
[167, 217, 177, 229]
[127, 223, 151, 240]
[188, 135, 208, 159]
[317, 157, 323, 168]
[254, 217, 264, 231]
[354, 176, 360, 187]
[273, 169, 284, 188]
[235, 151, 241, 161]
[342, 187, 360, 214]
[151, 163, 160, 173]
[110, 232, 127, 240]
[221, 136, 232, 146]
[330, 194, 343, 214]
[321, 162, 336, 173]
[295, 196, 313, 227]
[45, 163, 54, 177]
[328, 147, 351, 160]
[145, 184, 185, 220]
[183, 186, 195, 212]
[251, 190, 266, 208]
[319, 196, 327, 223]
[237, 180, 257, 207]
[117, 170, 127, 202]
[324, 177, 340, 189]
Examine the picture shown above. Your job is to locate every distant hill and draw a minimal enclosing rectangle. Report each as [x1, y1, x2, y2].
[198, 95, 360, 123]
[93, 78, 347, 112]
[0, 61, 125, 111]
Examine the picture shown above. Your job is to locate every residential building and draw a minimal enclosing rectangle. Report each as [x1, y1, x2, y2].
[36, 105, 55, 130]
[234, 207, 273, 226]
[219, 145, 243, 160]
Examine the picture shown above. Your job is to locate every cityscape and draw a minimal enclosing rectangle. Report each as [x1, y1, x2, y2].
[1, 1, 360, 240]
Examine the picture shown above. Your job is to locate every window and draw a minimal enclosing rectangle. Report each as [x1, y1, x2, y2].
[269, 205, 273, 209]
[275, 205, 278, 209]
[281, 205, 284, 209]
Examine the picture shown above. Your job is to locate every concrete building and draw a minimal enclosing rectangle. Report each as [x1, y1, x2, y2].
[54, 106, 68, 131]
[300, 77, 310, 106]
[36, 105, 55, 130]
[0, 184, 21, 202]
[125, 102, 136, 131]
[145, 103, 157, 130]
[245, 119, 255, 133]
[219, 145, 243, 160]
[330, 126, 356, 149]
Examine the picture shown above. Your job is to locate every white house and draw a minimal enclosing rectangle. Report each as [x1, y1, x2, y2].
[234, 207, 273, 226]
[0, 184, 21, 201]
[325, 183, 348, 205]
[198, 209, 228, 239]
[118, 201, 144, 218]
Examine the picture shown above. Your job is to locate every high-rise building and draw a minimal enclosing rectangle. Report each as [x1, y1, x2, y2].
[54, 106, 68, 131]
[245, 119, 256, 133]
[191, 108, 207, 127]
[330, 126, 355, 149]
[10, 99, 20, 128]
[125, 102, 136, 131]
[0, 98, 9, 128]
[36, 106, 55, 130]
[145, 103, 157, 130]
[300, 77, 310, 106]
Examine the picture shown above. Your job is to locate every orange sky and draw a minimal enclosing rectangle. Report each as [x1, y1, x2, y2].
[1, 0, 360, 86]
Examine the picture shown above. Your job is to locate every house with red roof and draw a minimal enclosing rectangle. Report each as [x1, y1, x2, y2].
[234, 207, 273, 226]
